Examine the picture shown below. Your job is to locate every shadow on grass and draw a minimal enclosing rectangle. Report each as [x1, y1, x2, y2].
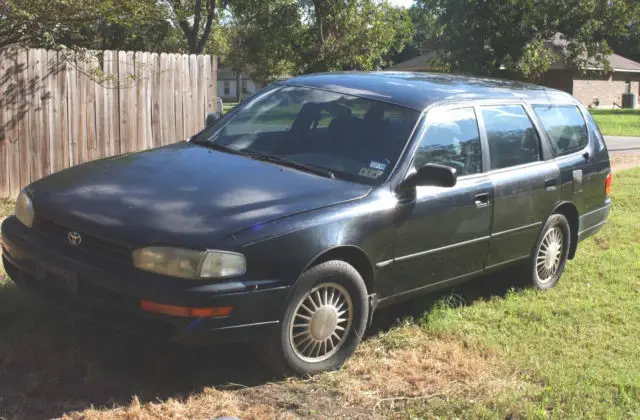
[0, 267, 525, 419]
[369, 266, 524, 335]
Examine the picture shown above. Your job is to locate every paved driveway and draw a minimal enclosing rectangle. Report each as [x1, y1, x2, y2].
[604, 136, 640, 152]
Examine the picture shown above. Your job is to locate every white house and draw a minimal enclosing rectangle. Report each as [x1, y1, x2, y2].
[217, 67, 264, 102]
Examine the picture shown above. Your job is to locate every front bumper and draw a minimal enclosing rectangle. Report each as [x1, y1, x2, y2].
[1, 216, 289, 344]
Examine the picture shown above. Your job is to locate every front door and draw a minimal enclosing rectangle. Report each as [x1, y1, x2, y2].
[389, 106, 493, 297]
[478, 104, 561, 268]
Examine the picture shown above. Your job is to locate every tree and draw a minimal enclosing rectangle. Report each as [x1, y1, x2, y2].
[1, 0, 166, 51]
[302, 0, 413, 72]
[227, 0, 413, 83]
[384, 4, 441, 66]
[226, 0, 304, 83]
[166, 0, 229, 54]
[608, 4, 640, 63]
[420, 0, 640, 79]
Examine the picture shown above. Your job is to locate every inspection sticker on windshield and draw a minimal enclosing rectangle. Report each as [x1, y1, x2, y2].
[369, 161, 387, 171]
[359, 167, 384, 179]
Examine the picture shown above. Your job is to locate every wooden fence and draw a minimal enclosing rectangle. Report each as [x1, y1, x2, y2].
[0, 48, 217, 199]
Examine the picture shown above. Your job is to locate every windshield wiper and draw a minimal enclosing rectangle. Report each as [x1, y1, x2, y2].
[244, 150, 336, 180]
[197, 141, 247, 156]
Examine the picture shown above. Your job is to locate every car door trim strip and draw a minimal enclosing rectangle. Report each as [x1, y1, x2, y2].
[578, 219, 607, 237]
[377, 235, 491, 268]
[579, 202, 612, 219]
[377, 269, 485, 304]
[491, 221, 542, 238]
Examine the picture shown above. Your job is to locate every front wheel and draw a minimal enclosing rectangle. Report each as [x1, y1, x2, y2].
[529, 214, 571, 290]
[259, 260, 369, 376]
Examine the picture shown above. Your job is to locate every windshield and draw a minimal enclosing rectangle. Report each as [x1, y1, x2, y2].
[192, 85, 420, 185]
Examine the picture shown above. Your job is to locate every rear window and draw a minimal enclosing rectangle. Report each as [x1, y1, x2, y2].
[532, 105, 588, 156]
[481, 105, 541, 170]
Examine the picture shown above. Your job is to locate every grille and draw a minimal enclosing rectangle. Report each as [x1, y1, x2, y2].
[34, 218, 131, 262]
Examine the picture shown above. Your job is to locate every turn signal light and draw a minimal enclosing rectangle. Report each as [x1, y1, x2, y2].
[140, 300, 233, 318]
[605, 172, 613, 196]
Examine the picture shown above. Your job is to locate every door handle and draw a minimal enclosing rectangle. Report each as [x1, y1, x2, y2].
[544, 178, 558, 191]
[473, 193, 491, 208]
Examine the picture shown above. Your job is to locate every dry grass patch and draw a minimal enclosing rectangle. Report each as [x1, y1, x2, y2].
[65, 390, 286, 420]
[64, 324, 512, 419]
[610, 151, 640, 172]
[334, 325, 498, 407]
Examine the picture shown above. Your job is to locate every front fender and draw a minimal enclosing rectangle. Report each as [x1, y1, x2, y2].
[236, 191, 398, 288]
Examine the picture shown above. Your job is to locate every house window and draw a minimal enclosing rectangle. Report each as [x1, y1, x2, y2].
[625, 80, 632, 94]
[224, 81, 230, 96]
[242, 79, 248, 94]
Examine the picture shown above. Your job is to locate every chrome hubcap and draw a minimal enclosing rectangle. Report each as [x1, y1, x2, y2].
[536, 226, 564, 283]
[289, 283, 353, 363]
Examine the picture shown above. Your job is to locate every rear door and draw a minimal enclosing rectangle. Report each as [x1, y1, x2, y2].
[479, 103, 561, 269]
[530, 104, 611, 237]
[530, 104, 610, 212]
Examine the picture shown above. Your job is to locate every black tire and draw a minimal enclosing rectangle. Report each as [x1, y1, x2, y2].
[528, 214, 571, 290]
[258, 260, 369, 376]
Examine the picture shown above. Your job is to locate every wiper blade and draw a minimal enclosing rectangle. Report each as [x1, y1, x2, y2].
[245, 151, 336, 180]
[197, 141, 246, 156]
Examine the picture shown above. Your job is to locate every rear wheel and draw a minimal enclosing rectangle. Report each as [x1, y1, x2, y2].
[529, 214, 571, 290]
[259, 260, 368, 375]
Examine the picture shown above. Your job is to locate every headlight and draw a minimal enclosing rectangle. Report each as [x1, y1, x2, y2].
[132, 247, 246, 279]
[15, 190, 35, 228]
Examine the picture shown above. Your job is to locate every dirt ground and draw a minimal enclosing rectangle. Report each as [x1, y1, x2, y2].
[610, 151, 640, 172]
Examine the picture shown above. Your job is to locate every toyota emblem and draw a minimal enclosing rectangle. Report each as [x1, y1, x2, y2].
[67, 231, 82, 246]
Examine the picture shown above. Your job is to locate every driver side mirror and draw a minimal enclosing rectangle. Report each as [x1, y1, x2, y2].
[400, 163, 457, 189]
[206, 112, 221, 127]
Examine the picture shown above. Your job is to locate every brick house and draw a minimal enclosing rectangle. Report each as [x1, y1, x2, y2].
[390, 35, 640, 108]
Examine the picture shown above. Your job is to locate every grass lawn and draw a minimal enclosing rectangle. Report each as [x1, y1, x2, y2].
[0, 170, 638, 418]
[222, 102, 238, 113]
[590, 109, 640, 137]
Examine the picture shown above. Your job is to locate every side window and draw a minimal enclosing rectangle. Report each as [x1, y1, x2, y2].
[481, 105, 541, 170]
[532, 105, 588, 156]
[415, 107, 483, 176]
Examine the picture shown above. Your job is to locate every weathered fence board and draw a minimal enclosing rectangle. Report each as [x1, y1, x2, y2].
[0, 48, 218, 199]
[0, 48, 11, 196]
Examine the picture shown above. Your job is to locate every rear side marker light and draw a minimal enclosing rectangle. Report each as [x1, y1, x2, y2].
[140, 300, 233, 318]
[605, 172, 613, 196]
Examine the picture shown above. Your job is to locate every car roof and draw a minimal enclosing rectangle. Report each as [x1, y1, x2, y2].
[282, 71, 577, 111]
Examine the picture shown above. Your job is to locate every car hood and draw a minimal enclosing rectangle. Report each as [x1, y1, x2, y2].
[29, 142, 371, 248]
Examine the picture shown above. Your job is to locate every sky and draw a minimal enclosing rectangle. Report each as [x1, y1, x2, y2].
[388, 0, 415, 7]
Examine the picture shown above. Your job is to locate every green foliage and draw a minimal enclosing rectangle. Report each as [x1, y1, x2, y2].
[226, 0, 304, 82]
[227, 0, 413, 83]
[420, 0, 640, 79]
[1, 0, 170, 51]
[166, 0, 228, 54]
[303, 0, 413, 73]
[608, 2, 640, 63]
[385, 4, 442, 65]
